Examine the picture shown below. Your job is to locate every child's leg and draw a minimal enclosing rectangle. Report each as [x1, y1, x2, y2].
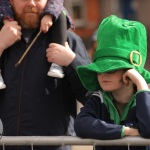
[50, 12, 67, 45]
[0, 70, 6, 89]
[47, 12, 67, 78]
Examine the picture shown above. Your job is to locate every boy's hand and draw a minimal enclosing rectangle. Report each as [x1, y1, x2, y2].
[40, 15, 53, 33]
[124, 126, 140, 136]
[123, 69, 148, 91]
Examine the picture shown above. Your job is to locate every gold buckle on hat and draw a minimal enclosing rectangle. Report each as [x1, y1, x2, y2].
[130, 51, 142, 66]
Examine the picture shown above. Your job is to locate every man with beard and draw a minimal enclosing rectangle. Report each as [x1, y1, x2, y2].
[0, 0, 91, 150]
[0, 0, 75, 89]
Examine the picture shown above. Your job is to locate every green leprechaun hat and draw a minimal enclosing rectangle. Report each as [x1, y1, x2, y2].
[77, 15, 150, 91]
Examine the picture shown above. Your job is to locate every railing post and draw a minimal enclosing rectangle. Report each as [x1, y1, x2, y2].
[31, 143, 34, 150]
[93, 143, 95, 150]
[2, 143, 5, 150]
[128, 144, 130, 150]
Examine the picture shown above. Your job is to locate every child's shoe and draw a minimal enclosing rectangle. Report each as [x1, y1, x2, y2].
[47, 63, 64, 78]
[0, 73, 6, 89]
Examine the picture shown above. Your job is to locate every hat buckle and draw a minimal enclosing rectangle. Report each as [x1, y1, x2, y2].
[130, 50, 142, 66]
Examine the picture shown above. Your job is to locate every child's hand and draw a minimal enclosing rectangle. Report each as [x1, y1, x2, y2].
[124, 126, 140, 136]
[40, 15, 53, 33]
[123, 69, 148, 91]
[3, 19, 11, 25]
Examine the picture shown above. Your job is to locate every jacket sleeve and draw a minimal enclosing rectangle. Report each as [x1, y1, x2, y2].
[43, 0, 64, 20]
[64, 31, 91, 105]
[74, 92, 123, 140]
[0, 0, 14, 22]
[136, 91, 150, 138]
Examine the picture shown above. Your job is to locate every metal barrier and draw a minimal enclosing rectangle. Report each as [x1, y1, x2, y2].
[0, 136, 150, 147]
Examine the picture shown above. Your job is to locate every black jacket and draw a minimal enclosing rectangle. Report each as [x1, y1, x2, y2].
[0, 29, 90, 139]
[74, 90, 150, 150]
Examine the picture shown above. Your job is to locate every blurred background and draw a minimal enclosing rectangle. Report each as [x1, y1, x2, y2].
[65, 0, 150, 69]
[64, 1, 150, 149]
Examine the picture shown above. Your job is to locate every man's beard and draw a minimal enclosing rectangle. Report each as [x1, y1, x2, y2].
[14, 7, 41, 29]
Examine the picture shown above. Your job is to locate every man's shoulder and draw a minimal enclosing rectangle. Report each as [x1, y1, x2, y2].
[67, 30, 81, 40]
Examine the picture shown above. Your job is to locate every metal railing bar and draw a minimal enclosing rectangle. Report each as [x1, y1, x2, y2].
[0, 136, 150, 146]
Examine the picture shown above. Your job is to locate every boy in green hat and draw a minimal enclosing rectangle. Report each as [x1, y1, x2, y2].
[74, 15, 150, 150]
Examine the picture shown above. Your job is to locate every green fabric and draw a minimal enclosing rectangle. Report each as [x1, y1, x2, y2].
[102, 91, 136, 124]
[121, 126, 125, 137]
[77, 15, 150, 91]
